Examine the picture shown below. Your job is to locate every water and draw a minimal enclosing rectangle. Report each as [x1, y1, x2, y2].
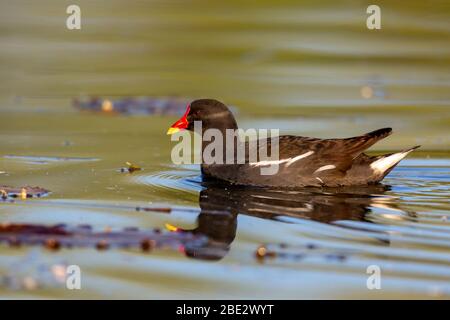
[0, 0, 449, 299]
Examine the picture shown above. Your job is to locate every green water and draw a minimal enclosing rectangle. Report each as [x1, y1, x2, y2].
[0, 0, 449, 299]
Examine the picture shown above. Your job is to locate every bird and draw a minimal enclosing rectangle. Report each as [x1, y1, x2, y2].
[167, 99, 419, 188]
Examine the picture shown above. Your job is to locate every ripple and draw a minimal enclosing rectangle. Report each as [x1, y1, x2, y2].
[133, 164, 202, 195]
[4, 155, 100, 164]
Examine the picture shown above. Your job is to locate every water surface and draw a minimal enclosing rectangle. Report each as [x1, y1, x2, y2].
[0, 0, 449, 299]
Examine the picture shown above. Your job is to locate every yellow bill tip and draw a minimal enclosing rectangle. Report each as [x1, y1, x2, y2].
[167, 127, 180, 135]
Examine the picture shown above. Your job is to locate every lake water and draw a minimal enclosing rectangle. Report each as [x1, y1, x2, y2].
[0, 0, 449, 299]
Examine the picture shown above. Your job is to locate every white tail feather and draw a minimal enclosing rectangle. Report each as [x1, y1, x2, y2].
[370, 147, 418, 174]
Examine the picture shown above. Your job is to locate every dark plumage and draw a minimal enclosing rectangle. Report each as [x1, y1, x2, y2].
[167, 99, 419, 187]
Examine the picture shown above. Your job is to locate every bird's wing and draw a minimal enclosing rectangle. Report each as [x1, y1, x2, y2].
[250, 127, 393, 178]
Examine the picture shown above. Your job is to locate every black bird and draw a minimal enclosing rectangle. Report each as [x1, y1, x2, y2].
[167, 99, 419, 187]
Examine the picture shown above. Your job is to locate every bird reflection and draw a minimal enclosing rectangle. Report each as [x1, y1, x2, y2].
[182, 180, 405, 261]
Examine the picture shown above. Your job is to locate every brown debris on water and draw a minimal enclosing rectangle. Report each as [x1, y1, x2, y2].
[20, 188, 27, 200]
[135, 206, 171, 213]
[0, 186, 50, 200]
[120, 162, 142, 173]
[255, 245, 267, 260]
[73, 96, 190, 116]
[255, 245, 277, 262]
[141, 239, 156, 252]
[8, 236, 21, 247]
[0, 223, 208, 253]
[254, 243, 351, 264]
[96, 240, 109, 250]
[44, 238, 61, 251]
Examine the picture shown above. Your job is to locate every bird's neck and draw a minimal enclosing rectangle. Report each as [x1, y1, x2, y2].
[201, 117, 239, 164]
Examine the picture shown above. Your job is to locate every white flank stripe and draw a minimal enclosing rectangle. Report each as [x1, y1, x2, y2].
[250, 151, 314, 167]
[314, 164, 336, 173]
[370, 152, 409, 174]
[250, 159, 287, 167]
[285, 151, 315, 167]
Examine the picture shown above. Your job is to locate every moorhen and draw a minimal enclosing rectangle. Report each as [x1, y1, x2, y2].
[167, 99, 419, 187]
